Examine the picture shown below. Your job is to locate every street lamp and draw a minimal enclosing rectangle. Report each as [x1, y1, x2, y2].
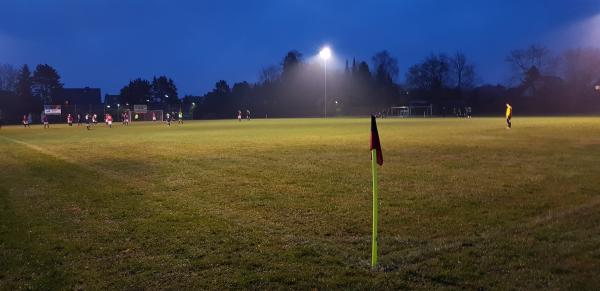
[319, 46, 332, 118]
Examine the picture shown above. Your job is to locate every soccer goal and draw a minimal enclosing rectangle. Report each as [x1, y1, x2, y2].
[408, 105, 433, 117]
[130, 110, 164, 122]
[389, 105, 432, 117]
[390, 106, 410, 118]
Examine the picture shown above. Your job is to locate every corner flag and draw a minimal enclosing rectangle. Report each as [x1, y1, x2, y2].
[370, 115, 383, 165]
[370, 115, 383, 268]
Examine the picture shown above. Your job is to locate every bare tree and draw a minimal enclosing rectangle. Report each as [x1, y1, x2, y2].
[449, 52, 476, 89]
[372, 50, 399, 84]
[405, 53, 450, 91]
[506, 44, 556, 83]
[0, 63, 18, 92]
[258, 65, 281, 84]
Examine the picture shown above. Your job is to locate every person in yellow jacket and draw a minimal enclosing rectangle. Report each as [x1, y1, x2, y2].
[505, 103, 513, 129]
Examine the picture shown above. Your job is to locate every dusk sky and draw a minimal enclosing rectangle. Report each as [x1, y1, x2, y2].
[2, 0, 600, 97]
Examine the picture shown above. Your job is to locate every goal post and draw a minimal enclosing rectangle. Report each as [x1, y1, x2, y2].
[130, 110, 164, 123]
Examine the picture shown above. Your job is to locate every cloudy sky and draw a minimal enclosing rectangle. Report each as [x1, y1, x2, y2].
[1, 0, 599, 96]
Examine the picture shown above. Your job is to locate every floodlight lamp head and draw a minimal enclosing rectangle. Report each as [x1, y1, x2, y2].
[320, 46, 332, 60]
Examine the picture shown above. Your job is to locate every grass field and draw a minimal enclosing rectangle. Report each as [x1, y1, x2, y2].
[1, 117, 599, 289]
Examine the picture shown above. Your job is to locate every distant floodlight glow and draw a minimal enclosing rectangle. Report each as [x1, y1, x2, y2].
[319, 47, 332, 60]
[319, 45, 332, 118]
[595, 85, 600, 91]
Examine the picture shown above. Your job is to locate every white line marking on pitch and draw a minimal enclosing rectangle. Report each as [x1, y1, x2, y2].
[0, 136, 133, 185]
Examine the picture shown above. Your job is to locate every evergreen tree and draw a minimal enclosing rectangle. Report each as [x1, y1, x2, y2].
[281, 50, 302, 80]
[345, 59, 350, 75]
[32, 64, 63, 104]
[357, 61, 372, 81]
[372, 50, 398, 85]
[151, 76, 179, 104]
[15, 64, 40, 114]
[120, 78, 152, 105]
[201, 80, 232, 116]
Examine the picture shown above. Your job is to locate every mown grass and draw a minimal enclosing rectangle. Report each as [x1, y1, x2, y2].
[1, 117, 599, 289]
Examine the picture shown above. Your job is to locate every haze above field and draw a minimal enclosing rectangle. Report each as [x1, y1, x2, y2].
[1, 0, 600, 95]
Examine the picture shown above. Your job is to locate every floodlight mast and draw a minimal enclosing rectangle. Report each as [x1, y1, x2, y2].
[320, 46, 332, 118]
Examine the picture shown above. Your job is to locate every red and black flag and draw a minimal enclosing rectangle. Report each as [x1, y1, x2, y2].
[370, 115, 383, 165]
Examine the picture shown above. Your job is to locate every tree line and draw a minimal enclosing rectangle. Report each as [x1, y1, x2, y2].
[0, 64, 63, 122]
[0, 63, 184, 122]
[2, 44, 599, 122]
[189, 45, 600, 118]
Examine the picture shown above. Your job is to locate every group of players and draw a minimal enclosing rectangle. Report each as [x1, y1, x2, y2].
[64, 113, 112, 130]
[21, 110, 187, 130]
[237, 109, 251, 121]
[164, 111, 184, 126]
[17, 105, 513, 129]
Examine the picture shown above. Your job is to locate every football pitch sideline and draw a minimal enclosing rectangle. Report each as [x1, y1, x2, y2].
[1, 117, 599, 289]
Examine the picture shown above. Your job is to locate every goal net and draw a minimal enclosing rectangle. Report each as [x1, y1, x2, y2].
[390, 106, 410, 118]
[389, 105, 433, 118]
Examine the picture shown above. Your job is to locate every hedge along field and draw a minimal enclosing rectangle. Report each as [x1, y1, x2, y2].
[1, 117, 599, 289]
